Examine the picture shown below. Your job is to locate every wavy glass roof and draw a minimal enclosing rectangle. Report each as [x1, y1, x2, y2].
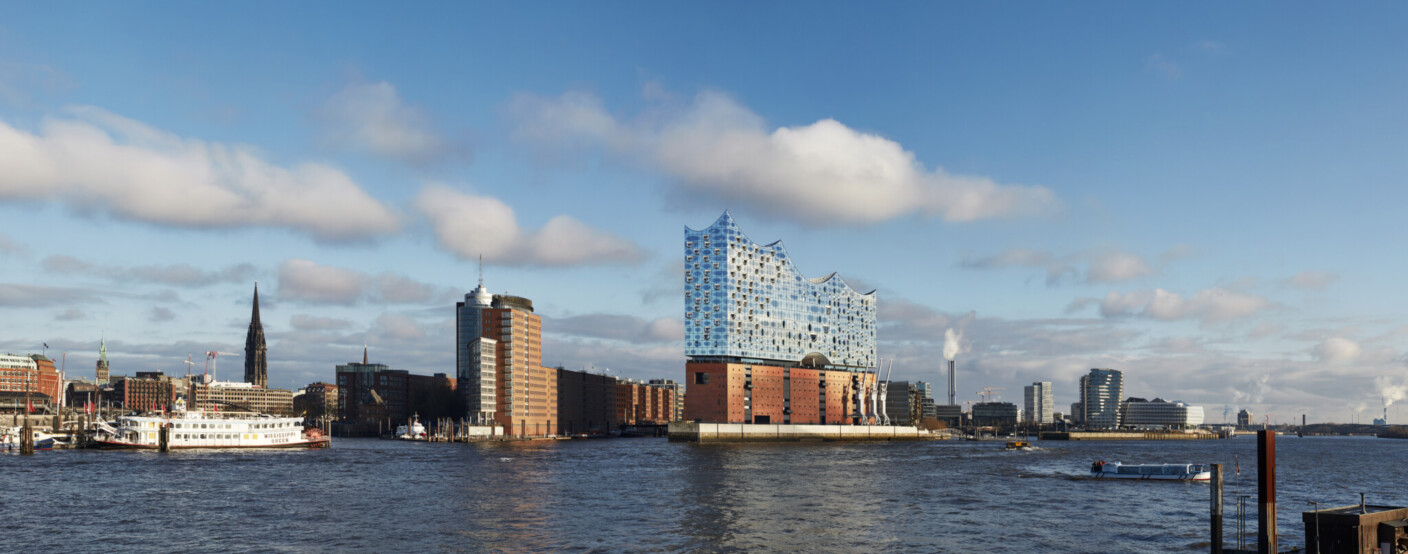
[684, 212, 876, 369]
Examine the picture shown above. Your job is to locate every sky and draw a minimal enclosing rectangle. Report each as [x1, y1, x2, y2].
[1, 2, 1406, 424]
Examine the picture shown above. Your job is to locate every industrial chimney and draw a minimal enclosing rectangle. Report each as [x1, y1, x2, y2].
[948, 359, 956, 406]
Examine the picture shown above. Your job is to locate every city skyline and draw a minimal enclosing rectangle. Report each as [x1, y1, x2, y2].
[2, 4, 1407, 423]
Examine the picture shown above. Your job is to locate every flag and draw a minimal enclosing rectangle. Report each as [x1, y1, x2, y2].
[27, 400, 33, 414]
[43, 342, 48, 349]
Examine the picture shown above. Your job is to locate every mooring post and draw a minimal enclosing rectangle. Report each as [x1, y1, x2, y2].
[20, 417, 33, 455]
[1211, 463, 1223, 554]
[159, 423, 170, 452]
[1257, 430, 1276, 554]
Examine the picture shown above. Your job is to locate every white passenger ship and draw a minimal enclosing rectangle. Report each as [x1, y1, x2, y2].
[1090, 461, 1210, 481]
[92, 407, 329, 450]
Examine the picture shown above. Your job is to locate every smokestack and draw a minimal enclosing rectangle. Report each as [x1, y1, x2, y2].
[948, 360, 956, 406]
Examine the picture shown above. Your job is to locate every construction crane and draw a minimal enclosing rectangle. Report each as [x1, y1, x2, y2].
[977, 387, 1005, 403]
[204, 351, 239, 383]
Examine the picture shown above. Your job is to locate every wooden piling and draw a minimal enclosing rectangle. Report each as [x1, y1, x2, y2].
[1257, 430, 1276, 554]
[1211, 463, 1223, 553]
[20, 415, 34, 455]
[159, 423, 170, 452]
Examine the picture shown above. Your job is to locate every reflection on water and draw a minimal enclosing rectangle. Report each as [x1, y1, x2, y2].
[3, 435, 1406, 552]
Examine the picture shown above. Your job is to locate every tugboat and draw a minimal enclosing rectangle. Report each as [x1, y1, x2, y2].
[1005, 440, 1031, 450]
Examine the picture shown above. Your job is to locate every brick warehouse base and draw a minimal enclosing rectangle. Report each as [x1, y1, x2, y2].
[684, 362, 878, 424]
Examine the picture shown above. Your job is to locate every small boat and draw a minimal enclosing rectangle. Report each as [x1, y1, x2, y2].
[395, 414, 427, 440]
[1005, 440, 1031, 450]
[1090, 461, 1210, 481]
[1, 427, 57, 451]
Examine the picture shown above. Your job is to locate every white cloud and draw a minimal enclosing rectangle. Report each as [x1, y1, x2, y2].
[317, 81, 459, 165]
[148, 307, 176, 322]
[1313, 337, 1361, 364]
[289, 314, 354, 331]
[1146, 54, 1182, 80]
[55, 307, 85, 321]
[1094, 288, 1272, 322]
[507, 89, 1058, 225]
[1287, 271, 1339, 291]
[0, 232, 25, 255]
[413, 184, 645, 267]
[277, 259, 451, 305]
[278, 260, 368, 304]
[961, 248, 1157, 285]
[42, 255, 255, 287]
[374, 313, 425, 341]
[1086, 252, 1155, 283]
[0, 106, 400, 241]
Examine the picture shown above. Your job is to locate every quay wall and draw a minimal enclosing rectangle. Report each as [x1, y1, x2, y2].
[668, 422, 931, 442]
[1041, 431, 1224, 441]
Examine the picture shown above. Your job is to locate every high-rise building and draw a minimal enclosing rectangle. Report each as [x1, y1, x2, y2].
[1236, 408, 1253, 428]
[243, 283, 267, 388]
[683, 212, 879, 424]
[456, 275, 556, 437]
[1079, 368, 1123, 429]
[1024, 381, 1054, 425]
[96, 336, 110, 385]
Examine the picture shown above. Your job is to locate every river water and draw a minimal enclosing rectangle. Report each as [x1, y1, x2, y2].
[3, 435, 1403, 552]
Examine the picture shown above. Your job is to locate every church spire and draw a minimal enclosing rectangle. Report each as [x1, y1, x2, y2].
[251, 281, 261, 326]
[244, 282, 267, 387]
[363, 344, 368, 365]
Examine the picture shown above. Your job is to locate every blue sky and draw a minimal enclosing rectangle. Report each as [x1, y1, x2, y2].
[2, 3, 1406, 423]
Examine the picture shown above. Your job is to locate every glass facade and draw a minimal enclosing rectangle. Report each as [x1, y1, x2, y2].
[1024, 381, 1054, 424]
[684, 212, 876, 370]
[456, 285, 497, 419]
[1080, 368, 1124, 429]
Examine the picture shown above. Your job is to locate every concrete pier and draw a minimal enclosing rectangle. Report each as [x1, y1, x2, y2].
[668, 422, 932, 442]
[1041, 430, 1224, 441]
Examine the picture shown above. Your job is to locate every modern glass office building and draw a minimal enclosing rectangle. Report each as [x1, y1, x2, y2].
[1024, 381, 1054, 425]
[1120, 399, 1205, 430]
[1079, 368, 1124, 429]
[684, 211, 876, 369]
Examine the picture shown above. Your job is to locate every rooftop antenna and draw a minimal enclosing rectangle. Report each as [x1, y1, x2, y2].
[478, 254, 484, 287]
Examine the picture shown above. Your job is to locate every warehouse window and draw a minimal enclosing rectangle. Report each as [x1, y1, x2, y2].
[694, 372, 709, 385]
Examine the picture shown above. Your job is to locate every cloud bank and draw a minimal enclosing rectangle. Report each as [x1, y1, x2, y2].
[413, 185, 645, 267]
[317, 81, 462, 165]
[507, 89, 1058, 225]
[0, 106, 400, 241]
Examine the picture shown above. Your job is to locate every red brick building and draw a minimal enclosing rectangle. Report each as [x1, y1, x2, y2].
[616, 380, 676, 426]
[555, 368, 617, 435]
[113, 372, 178, 413]
[685, 362, 876, 425]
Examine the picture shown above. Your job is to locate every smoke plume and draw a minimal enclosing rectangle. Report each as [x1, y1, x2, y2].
[943, 327, 963, 360]
[1376, 376, 1408, 408]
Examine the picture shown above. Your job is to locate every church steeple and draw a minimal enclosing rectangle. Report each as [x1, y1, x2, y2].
[243, 282, 268, 387]
[96, 330, 110, 385]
